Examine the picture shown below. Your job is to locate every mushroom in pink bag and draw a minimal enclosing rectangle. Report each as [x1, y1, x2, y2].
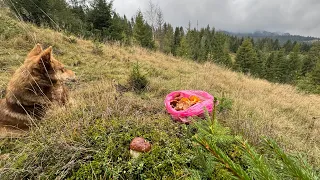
[165, 90, 216, 124]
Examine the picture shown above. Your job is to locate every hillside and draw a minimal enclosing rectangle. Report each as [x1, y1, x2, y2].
[0, 10, 320, 179]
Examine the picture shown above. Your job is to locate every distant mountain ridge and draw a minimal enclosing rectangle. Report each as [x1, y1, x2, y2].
[221, 30, 320, 44]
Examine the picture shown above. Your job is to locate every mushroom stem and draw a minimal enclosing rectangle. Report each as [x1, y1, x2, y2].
[130, 149, 141, 159]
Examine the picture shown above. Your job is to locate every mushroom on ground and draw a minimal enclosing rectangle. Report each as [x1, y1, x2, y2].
[129, 137, 151, 158]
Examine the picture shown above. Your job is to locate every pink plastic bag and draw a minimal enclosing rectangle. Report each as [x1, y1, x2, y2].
[164, 90, 215, 123]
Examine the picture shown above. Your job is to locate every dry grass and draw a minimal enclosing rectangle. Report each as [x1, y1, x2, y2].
[117, 46, 320, 164]
[0, 9, 319, 176]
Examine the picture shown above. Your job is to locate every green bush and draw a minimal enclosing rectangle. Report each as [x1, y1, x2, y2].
[297, 77, 320, 94]
[128, 63, 149, 93]
[193, 107, 319, 180]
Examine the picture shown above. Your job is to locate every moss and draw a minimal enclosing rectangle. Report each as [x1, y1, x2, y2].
[68, 118, 196, 179]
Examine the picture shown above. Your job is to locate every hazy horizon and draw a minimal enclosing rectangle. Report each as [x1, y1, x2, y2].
[113, 0, 320, 38]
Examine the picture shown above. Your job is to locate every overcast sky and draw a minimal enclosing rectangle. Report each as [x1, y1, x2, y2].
[113, 0, 320, 37]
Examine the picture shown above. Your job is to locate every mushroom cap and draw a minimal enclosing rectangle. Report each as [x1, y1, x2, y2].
[130, 137, 151, 153]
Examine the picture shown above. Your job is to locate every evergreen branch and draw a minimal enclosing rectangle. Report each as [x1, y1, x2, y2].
[237, 138, 278, 180]
[264, 138, 318, 180]
[194, 135, 250, 180]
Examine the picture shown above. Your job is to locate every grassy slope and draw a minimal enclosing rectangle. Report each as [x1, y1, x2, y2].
[0, 10, 319, 178]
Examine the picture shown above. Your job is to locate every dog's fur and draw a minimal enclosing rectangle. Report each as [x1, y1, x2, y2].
[0, 44, 75, 135]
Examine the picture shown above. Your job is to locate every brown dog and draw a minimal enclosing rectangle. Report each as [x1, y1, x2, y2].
[0, 44, 75, 136]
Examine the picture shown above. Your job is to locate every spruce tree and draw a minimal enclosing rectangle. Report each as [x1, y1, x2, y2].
[298, 61, 320, 94]
[211, 32, 225, 63]
[264, 38, 274, 52]
[302, 42, 320, 76]
[192, 29, 201, 61]
[162, 23, 174, 54]
[255, 51, 267, 77]
[87, 0, 113, 40]
[273, 39, 281, 50]
[133, 11, 144, 44]
[198, 28, 208, 61]
[121, 15, 133, 45]
[234, 38, 258, 74]
[300, 43, 312, 53]
[68, 0, 87, 35]
[287, 43, 301, 83]
[210, 32, 232, 67]
[185, 29, 201, 60]
[8, 0, 76, 29]
[177, 36, 189, 58]
[264, 52, 276, 81]
[310, 61, 320, 86]
[142, 23, 155, 49]
[8, 0, 51, 25]
[133, 11, 155, 49]
[283, 40, 293, 53]
[229, 36, 241, 53]
[172, 27, 183, 56]
[274, 49, 288, 83]
[109, 13, 125, 41]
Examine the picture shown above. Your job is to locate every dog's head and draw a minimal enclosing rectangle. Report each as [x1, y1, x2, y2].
[25, 44, 76, 85]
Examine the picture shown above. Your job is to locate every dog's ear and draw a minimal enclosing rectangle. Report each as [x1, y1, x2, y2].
[27, 44, 43, 58]
[39, 46, 53, 69]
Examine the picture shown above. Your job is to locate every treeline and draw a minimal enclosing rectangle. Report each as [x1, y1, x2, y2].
[5, 0, 320, 93]
[226, 31, 319, 44]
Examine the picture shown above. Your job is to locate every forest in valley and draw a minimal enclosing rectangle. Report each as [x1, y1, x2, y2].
[5, 0, 320, 94]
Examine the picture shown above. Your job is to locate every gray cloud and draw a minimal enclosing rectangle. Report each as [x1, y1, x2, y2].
[113, 0, 320, 37]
